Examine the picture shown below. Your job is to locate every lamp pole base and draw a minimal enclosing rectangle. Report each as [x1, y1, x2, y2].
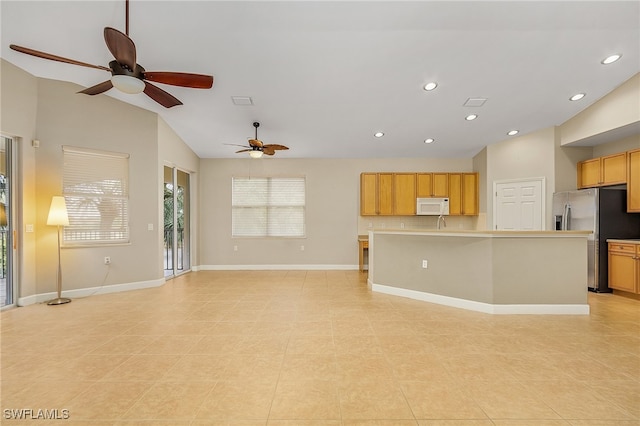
[47, 297, 72, 306]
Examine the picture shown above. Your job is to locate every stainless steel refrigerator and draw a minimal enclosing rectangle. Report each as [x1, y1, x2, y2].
[552, 188, 640, 292]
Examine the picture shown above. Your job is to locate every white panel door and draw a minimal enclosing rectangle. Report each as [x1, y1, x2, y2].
[495, 178, 544, 230]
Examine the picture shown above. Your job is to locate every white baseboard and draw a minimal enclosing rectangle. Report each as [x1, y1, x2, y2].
[370, 281, 590, 315]
[17, 278, 166, 306]
[196, 264, 359, 271]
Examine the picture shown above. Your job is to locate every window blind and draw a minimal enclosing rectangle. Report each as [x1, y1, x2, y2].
[62, 146, 130, 245]
[232, 177, 305, 237]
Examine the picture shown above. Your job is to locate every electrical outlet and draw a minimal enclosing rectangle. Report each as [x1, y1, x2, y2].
[233, 245, 238, 251]
[300, 245, 305, 251]
[400, 222, 405, 229]
[104, 256, 111, 265]
[422, 259, 428, 269]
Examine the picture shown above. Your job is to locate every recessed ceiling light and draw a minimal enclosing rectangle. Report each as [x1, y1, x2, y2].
[570, 93, 586, 101]
[424, 138, 435, 144]
[507, 130, 519, 136]
[423, 82, 438, 91]
[601, 54, 622, 65]
[465, 114, 478, 121]
[374, 132, 384, 138]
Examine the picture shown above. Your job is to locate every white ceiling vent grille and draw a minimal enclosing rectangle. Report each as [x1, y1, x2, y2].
[464, 97, 488, 107]
[231, 96, 254, 106]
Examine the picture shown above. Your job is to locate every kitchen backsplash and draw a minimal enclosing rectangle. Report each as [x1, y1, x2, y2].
[357, 214, 484, 235]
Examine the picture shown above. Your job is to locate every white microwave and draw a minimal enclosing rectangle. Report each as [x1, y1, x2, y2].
[416, 197, 449, 216]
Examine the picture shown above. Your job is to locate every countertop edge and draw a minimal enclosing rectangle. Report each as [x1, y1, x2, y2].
[367, 229, 592, 238]
[607, 239, 640, 245]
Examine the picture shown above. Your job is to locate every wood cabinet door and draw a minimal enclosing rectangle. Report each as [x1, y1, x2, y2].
[578, 158, 601, 188]
[462, 173, 479, 215]
[608, 248, 637, 293]
[628, 149, 640, 213]
[432, 173, 449, 197]
[378, 173, 394, 215]
[448, 173, 462, 215]
[393, 173, 416, 215]
[601, 152, 627, 185]
[416, 173, 433, 197]
[360, 173, 378, 216]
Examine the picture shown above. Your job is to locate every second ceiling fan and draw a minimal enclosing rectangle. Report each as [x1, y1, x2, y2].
[229, 122, 289, 158]
[9, 0, 213, 108]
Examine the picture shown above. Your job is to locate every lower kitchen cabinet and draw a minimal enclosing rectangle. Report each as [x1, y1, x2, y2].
[608, 241, 639, 293]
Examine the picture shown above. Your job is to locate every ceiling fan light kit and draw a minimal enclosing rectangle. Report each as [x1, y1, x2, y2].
[111, 74, 145, 94]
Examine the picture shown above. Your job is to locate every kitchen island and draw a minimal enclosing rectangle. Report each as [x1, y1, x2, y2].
[369, 229, 592, 315]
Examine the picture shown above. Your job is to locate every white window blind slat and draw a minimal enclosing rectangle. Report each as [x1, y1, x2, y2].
[232, 177, 305, 237]
[62, 146, 130, 245]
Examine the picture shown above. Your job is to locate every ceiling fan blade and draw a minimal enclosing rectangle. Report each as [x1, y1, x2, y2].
[78, 80, 113, 95]
[236, 149, 253, 153]
[224, 143, 252, 148]
[262, 147, 276, 156]
[144, 72, 213, 89]
[248, 139, 263, 148]
[104, 27, 136, 70]
[9, 44, 111, 72]
[143, 82, 183, 108]
[263, 144, 289, 151]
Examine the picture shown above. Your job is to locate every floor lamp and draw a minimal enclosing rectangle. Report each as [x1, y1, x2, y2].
[47, 196, 71, 305]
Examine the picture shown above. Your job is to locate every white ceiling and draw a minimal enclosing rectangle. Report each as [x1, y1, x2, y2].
[1, 1, 638, 159]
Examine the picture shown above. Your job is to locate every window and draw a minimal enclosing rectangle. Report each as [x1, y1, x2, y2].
[62, 146, 130, 245]
[232, 177, 305, 237]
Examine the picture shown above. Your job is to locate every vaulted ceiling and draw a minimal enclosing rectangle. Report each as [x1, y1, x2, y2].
[2, 1, 638, 158]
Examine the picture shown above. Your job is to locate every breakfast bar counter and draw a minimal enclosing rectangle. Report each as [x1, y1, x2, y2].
[368, 229, 592, 314]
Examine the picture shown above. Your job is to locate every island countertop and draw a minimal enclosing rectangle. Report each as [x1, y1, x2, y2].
[369, 229, 592, 237]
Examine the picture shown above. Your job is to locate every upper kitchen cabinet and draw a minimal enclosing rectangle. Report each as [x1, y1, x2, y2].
[393, 173, 417, 215]
[360, 172, 399, 216]
[628, 148, 640, 213]
[360, 173, 378, 215]
[577, 152, 627, 189]
[448, 173, 479, 216]
[416, 173, 448, 197]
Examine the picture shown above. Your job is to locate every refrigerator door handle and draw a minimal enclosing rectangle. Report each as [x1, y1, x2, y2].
[562, 203, 570, 230]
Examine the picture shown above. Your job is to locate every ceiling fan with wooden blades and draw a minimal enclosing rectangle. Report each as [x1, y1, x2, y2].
[226, 122, 289, 158]
[8, 0, 213, 108]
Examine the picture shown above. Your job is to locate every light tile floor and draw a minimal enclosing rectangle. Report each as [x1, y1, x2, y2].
[1, 270, 639, 425]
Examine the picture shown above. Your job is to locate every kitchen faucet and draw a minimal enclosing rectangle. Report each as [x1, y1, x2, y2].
[437, 214, 446, 230]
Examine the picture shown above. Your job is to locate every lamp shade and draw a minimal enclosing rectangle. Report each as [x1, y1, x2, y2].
[47, 196, 69, 226]
[249, 150, 264, 159]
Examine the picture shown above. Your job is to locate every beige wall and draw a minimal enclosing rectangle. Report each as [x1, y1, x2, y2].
[482, 127, 556, 230]
[2, 61, 201, 300]
[560, 73, 640, 146]
[33, 78, 161, 294]
[593, 134, 640, 157]
[0, 59, 39, 298]
[198, 157, 472, 268]
[157, 117, 200, 268]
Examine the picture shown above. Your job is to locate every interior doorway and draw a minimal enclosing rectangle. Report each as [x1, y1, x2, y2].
[1, 136, 15, 308]
[494, 177, 545, 231]
[163, 166, 191, 278]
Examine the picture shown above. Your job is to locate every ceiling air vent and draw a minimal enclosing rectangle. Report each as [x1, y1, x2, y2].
[231, 96, 254, 106]
[464, 97, 487, 107]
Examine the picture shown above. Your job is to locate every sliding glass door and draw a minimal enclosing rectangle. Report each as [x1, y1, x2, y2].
[163, 166, 190, 278]
[1, 136, 14, 308]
